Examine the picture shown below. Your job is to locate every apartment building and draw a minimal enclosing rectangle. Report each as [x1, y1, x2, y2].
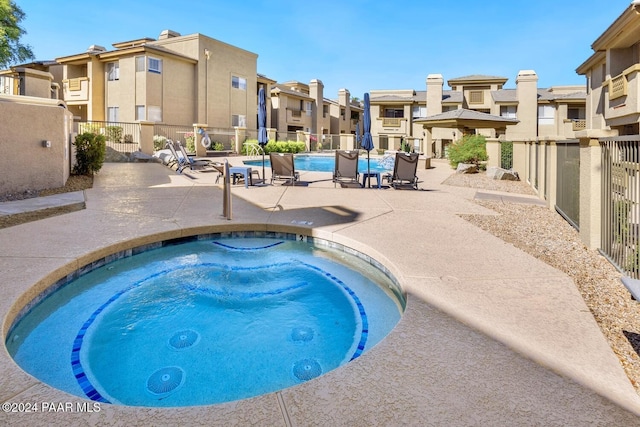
[269, 79, 361, 142]
[53, 29, 258, 131]
[370, 72, 586, 157]
[576, 1, 640, 135]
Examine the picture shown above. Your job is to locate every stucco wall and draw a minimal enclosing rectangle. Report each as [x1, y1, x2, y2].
[0, 96, 72, 194]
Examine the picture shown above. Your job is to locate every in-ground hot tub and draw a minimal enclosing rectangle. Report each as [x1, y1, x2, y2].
[6, 232, 405, 407]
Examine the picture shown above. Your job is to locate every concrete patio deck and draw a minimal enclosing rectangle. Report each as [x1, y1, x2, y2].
[1, 158, 640, 426]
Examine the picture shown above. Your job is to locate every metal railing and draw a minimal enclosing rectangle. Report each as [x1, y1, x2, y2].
[500, 141, 513, 169]
[555, 140, 580, 229]
[600, 136, 640, 279]
[77, 120, 141, 160]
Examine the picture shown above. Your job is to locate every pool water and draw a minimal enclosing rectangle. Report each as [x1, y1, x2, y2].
[6, 236, 403, 407]
[244, 154, 393, 173]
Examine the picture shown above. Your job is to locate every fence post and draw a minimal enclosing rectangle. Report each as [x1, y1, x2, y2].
[486, 138, 500, 169]
[193, 123, 208, 157]
[235, 127, 246, 154]
[578, 135, 603, 249]
[511, 140, 527, 181]
[546, 140, 558, 213]
[139, 121, 155, 155]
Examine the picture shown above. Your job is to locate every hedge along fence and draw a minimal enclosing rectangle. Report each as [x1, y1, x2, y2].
[241, 140, 307, 155]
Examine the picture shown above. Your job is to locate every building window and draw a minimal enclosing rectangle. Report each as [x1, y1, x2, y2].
[107, 107, 119, 122]
[232, 76, 246, 90]
[384, 108, 404, 118]
[148, 106, 162, 122]
[135, 105, 145, 121]
[340, 108, 345, 119]
[412, 105, 426, 119]
[136, 56, 145, 72]
[148, 57, 162, 74]
[379, 135, 389, 150]
[538, 105, 555, 125]
[107, 62, 119, 81]
[323, 105, 329, 118]
[469, 90, 484, 104]
[500, 105, 517, 119]
[567, 107, 585, 120]
[232, 114, 246, 127]
[305, 101, 312, 116]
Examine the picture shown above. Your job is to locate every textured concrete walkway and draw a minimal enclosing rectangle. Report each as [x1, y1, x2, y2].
[1, 159, 640, 426]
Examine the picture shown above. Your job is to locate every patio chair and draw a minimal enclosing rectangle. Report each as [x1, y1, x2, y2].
[175, 141, 217, 173]
[270, 153, 300, 184]
[165, 140, 209, 173]
[387, 152, 419, 190]
[333, 150, 360, 187]
[210, 161, 261, 185]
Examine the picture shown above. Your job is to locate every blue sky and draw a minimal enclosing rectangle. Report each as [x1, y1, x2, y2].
[15, 0, 633, 99]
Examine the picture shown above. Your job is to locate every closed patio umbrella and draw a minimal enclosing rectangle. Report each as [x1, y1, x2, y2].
[361, 93, 375, 187]
[258, 86, 269, 183]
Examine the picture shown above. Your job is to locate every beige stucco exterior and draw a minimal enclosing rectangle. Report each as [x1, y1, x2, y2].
[370, 71, 586, 157]
[0, 95, 72, 194]
[55, 31, 257, 131]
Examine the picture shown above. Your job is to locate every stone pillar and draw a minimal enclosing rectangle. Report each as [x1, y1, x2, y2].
[546, 140, 558, 213]
[486, 138, 500, 169]
[193, 123, 208, 156]
[139, 121, 155, 155]
[578, 136, 601, 249]
[511, 140, 527, 179]
[235, 127, 246, 154]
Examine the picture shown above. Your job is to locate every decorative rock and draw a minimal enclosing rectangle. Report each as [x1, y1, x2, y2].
[486, 166, 519, 181]
[456, 163, 478, 174]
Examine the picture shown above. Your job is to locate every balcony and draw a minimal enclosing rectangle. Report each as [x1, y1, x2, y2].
[63, 77, 90, 102]
[382, 117, 401, 127]
[572, 119, 586, 131]
[605, 64, 640, 121]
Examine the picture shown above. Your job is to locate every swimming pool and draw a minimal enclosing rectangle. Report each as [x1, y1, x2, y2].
[244, 154, 393, 173]
[6, 233, 404, 407]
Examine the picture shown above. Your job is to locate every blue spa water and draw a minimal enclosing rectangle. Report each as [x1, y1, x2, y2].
[243, 154, 393, 173]
[7, 237, 403, 407]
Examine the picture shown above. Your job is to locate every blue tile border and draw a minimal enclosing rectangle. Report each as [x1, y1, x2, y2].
[7, 230, 405, 404]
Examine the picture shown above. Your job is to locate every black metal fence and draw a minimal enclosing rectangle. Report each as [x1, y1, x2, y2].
[500, 141, 513, 169]
[555, 140, 580, 230]
[600, 136, 640, 279]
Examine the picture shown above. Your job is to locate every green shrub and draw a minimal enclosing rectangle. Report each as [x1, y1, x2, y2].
[241, 139, 306, 154]
[73, 132, 106, 175]
[105, 126, 123, 143]
[153, 135, 167, 151]
[448, 135, 488, 169]
[184, 132, 195, 153]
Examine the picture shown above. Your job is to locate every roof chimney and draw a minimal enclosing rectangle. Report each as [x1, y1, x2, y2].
[159, 30, 181, 39]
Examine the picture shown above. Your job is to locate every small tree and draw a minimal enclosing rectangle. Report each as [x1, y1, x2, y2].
[73, 132, 106, 175]
[447, 134, 488, 169]
[0, 1, 34, 68]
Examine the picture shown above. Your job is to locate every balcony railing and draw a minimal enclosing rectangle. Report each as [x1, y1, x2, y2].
[610, 74, 627, 100]
[572, 119, 586, 131]
[382, 117, 401, 127]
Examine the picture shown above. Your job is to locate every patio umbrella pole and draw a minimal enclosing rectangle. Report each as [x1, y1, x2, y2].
[257, 86, 269, 186]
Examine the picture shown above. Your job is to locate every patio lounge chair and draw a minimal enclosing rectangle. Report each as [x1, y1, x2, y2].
[176, 141, 218, 173]
[387, 152, 419, 189]
[270, 152, 300, 184]
[333, 150, 360, 187]
[165, 140, 212, 173]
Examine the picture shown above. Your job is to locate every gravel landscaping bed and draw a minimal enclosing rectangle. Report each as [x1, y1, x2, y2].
[444, 172, 640, 393]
